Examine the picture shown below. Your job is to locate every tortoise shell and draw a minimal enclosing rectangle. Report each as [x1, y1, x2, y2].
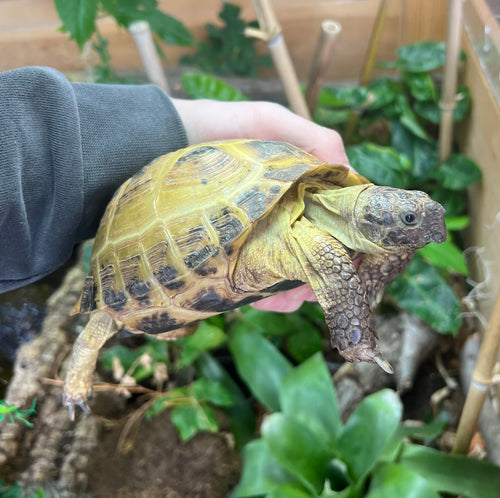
[74, 139, 369, 335]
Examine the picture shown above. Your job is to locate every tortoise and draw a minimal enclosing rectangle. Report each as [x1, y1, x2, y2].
[63, 138, 446, 416]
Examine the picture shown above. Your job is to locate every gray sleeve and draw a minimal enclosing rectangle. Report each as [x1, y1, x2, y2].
[0, 66, 188, 293]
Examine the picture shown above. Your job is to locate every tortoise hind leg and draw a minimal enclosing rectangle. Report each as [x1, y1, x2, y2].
[63, 310, 118, 419]
[291, 219, 393, 373]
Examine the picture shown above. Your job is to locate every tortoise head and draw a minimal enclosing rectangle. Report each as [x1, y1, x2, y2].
[354, 186, 446, 250]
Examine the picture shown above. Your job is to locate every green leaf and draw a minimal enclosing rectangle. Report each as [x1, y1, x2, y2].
[397, 94, 430, 141]
[181, 72, 248, 101]
[367, 463, 440, 498]
[388, 254, 462, 334]
[240, 307, 295, 336]
[55, 0, 98, 49]
[399, 443, 500, 498]
[229, 323, 292, 412]
[195, 353, 255, 448]
[262, 413, 332, 494]
[318, 86, 369, 108]
[147, 11, 195, 46]
[414, 85, 471, 124]
[430, 188, 467, 218]
[171, 403, 218, 441]
[402, 71, 437, 101]
[286, 326, 323, 362]
[346, 143, 410, 188]
[366, 78, 401, 110]
[191, 378, 234, 406]
[313, 107, 351, 127]
[280, 354, 341, 450]
[396, 42, 447, 72]
[233, 439, 303, 497]
[336, 389, 403, 481]
[418, 239, 469, 276]
[178, 320, 227, 367]
[436, 154, 482, 191]
[390, 121, 438, 183]
[445, 216, 469, 231]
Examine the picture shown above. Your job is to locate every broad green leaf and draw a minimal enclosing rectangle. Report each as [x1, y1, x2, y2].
[336, 389, 402, 481]
[55, 0, 98, 49]
[430, 188, 467, 218]
[418, 239, 469, 276]
[445, 216, 469, 231]
[366, 78, 401, 110]
[414, 85, 471, 124]
[397, 94, 430, 141]
[402, 71, 437, 101]
[171, 403, 218, 441]
[390, 121, 438, 183]
[367, 463, 440, 498]
[191, 378, 234, 406]
[101, 0, 194, 46]
[436, 154, 482, 191]
[388, 255, 462, 334]
[195, 353, 255, 448]
[285, 326, 323, 362]
[318, 86, 369, 108]
[181, 72, 248, 101]
[280, 354, 341, 449]
[262, 413, 332, 494]
[240, 307, 296, 336]
[177, 320, 227, 367]
[229, 323, 292, 411]
[396, 42, 447, 72]
[313, 107, 351, 127]
[346, 143, 410, 188]
[233, 439, 303, 497]
[147, 11, 195, 46]
[399, 443, 500, 498]
[267, 483, 313, 498]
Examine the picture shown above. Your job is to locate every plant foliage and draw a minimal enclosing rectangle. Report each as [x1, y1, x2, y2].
[230, 340, 500, 497]
[54, 0, 194, 82]
[180, 2, 272, 77]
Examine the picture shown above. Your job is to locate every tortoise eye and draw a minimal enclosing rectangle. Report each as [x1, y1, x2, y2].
[402, 212, 418, 225]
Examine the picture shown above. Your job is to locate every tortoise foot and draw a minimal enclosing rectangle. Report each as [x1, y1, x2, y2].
[63, 373, 92, 420]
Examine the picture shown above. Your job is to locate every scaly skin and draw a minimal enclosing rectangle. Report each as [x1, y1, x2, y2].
[291, 219, 391, 370]
[63, 310, 117, 420]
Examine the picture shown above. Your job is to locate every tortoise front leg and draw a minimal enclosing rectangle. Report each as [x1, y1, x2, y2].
[291, 219, 392, 373]
[358, 250, 415, 310]
[63, 310, 118, 419]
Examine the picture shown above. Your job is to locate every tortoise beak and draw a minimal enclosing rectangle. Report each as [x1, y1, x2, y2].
[424, 201, 447, 244]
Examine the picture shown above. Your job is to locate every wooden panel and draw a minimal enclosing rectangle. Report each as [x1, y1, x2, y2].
[0, 0, 447, 81]
[458, 3, 500, 321]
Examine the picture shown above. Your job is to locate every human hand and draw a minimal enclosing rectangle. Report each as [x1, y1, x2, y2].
[172, 99, 350, 312]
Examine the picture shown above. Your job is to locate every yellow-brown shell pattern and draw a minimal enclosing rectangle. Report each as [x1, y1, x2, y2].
[74, 139, 368, 334]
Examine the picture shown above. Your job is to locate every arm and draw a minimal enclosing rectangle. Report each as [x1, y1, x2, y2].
[0, 67, 187, 293]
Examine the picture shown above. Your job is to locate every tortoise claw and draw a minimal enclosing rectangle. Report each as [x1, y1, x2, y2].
[63, 394, 91, 421]
[374, 355, 394, 374]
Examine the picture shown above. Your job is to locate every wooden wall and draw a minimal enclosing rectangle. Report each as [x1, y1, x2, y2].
[1, 0, 447, 81]
[458, 0, 500, 323]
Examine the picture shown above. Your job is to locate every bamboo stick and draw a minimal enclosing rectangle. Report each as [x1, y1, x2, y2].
[344, 0, 388, 144]
[438, 0, 463, 162]
[453, 291, 500, 454]
[305, 20, 342, 116]
[129, 20, 170, 94]
[246, 0, 311, 119]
